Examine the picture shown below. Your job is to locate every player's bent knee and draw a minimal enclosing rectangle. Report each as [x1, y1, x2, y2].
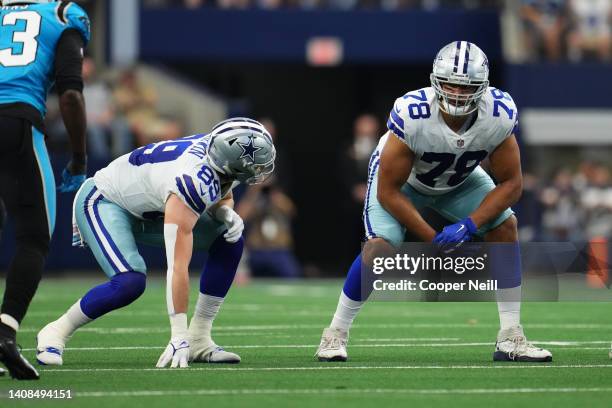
[362, 238, 395, 267]
[486, 215, 518, 242]
[111, 271, 146, 306]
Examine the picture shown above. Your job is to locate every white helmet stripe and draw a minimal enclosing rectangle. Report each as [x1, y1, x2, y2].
[212, 120, 272, 141]
[456, 41, 467, 75]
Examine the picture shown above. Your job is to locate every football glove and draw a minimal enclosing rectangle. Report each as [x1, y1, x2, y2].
[215, 205, 244, 243]
[156, 338, 189, 368]
[433, 217, 478, 253]
[58, 158, 87, 193]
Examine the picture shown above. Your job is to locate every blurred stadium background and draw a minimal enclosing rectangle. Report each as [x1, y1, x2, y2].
[0, 0, 610, 279]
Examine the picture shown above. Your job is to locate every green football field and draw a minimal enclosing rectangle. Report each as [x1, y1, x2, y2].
[1, 277, 612, 408]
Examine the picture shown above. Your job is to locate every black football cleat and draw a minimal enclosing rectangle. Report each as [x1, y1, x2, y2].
[0, 336, 40, 380]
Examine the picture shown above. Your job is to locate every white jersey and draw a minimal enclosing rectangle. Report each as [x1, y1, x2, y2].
[93, 134, 235, 219]
[383, 86, 518, 195]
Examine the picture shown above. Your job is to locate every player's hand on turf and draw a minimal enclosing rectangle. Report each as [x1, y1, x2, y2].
[156, 338, 190, 368]
[58, 157, 87, 193]
[216, 206, 244, 243]
[433, 217, 478, 253]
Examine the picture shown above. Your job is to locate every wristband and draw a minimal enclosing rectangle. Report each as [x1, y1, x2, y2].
[214, 205, 232, 221]
[169, 313, 188, 339]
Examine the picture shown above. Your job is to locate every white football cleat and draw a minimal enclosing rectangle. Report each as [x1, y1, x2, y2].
[493, 325, 552, 362]
[36, 322, 67, 366]
[315, 327, 348, 362]
[189, 337, 240, 364]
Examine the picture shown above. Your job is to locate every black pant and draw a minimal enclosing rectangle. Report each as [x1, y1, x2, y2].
[0, 116, 54, 324]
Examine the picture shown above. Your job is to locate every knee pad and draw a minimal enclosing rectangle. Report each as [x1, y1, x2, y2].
[80, 271, 146, 319]
[111, 271, 146, 304]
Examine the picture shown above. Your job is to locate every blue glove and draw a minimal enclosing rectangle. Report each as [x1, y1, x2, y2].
[433, 217, 478, 253]
[58, 168, 86, 193]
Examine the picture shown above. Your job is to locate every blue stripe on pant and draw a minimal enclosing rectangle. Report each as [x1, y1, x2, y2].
[31, 127, 56, 237]
[74, 179, 146, 278]
[363, 150, 381, 240]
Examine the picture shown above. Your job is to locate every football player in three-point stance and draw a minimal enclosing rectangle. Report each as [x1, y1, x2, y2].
[36, 118, 276, 368]
[0, 0, 90, 379]
[316, 42, 552, 363]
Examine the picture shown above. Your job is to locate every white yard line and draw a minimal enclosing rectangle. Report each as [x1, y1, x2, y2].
[18, 323, 612, 334]
[23, 340, 610, 352]
[36, 364, 612, 374]
[47, 387, 612, 398]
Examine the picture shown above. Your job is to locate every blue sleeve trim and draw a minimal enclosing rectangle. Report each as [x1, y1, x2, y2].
[175, 176, 206, 214]
[389, 108, 405, 130]
[387, 118, 405, 139]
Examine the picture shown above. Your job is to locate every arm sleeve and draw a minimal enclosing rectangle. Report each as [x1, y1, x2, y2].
[54, 29, 85, 95]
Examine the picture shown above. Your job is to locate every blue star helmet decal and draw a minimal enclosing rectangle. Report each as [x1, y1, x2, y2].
[237, 135, 263, 162]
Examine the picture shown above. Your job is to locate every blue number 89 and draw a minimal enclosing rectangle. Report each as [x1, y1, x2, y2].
[129, 141, 191, 166]
[197, 165, 220, 201]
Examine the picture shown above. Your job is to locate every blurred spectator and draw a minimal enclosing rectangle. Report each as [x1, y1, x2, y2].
[259, 118, 292, 191]
[515, 172, 543, 241]
[539, 168, 585, 241]
[82, 58, 132, 160]
[567, 0, 612, 61]
[580, 164, 612, 238]
[113, 69, 182, 146]
[217, 0, 251, 8]
[520, 0, 567, 61]
[339, 114, 380, 256]
[236, 119, 300, 278]
[184, 0, 206, 7]
[422, 0, 501, 10]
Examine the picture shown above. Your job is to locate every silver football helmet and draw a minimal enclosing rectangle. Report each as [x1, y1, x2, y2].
[2, 0, 53, 5]
[207, 117, 276, 185]
[430, 41, 490, 116]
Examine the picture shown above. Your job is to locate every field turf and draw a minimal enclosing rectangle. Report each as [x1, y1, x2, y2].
[1, 277, 612, 407]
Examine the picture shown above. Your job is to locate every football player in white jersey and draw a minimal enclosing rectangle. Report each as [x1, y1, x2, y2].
[36, 118, 276, 368]
[316, 42, 552, 363]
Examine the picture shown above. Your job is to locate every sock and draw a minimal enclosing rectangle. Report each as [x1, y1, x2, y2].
[200, 236, 243, 298]
[189, 236, 243, 341]
[0, 313, 19, 331]
[490, 242, 522, 289]
[330, 291, 364, 333]
[189, 293, 224, 342]
[489, 242, 522, 331]
[51, 300, 92, 340]
[79, 271, 146, 320]
[496, 286, 521, 331]
[342, 254, 374, 302]
[0, 314, 18, 339]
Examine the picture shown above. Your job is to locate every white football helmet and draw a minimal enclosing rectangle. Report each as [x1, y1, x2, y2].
[207, 118, 276, 185]
[2, 0, 53, 5]
[430, 41, 490, 116]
